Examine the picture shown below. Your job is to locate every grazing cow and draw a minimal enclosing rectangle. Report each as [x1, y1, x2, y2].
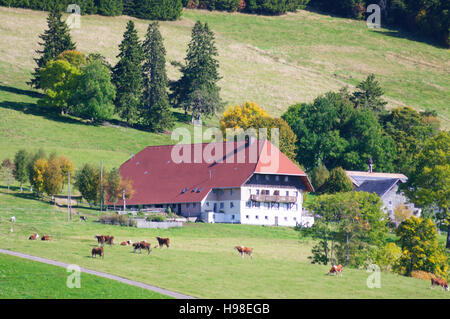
[156, 237, 170, 248]
[28, 233, 39, 240]
[95, 234, 105, 245]
[10, 216, 16, 223]
[41, 235, 50, 241]
[133, 241, 151, 255]
[91, 246, 104, 258]
[105, 235, 114, 246]
[80, 216, 88, 222]
[120, 240, 133, 246]
[94, 235, 114, 246]
[431, 277, 449, 291]
[234, 246, 253, 259]
[328, 264, 343, 277]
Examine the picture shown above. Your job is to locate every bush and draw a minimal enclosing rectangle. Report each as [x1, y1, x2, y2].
[99, 213, 136, 226]
[146, 214, 167, 222]
[372, 243, 402, 272]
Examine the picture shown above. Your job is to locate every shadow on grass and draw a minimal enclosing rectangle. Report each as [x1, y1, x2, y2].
[0, 84, 44, 99]
[304, 6, 446, 49]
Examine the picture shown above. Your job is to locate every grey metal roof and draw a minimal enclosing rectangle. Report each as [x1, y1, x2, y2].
[354, 178, 400, 197]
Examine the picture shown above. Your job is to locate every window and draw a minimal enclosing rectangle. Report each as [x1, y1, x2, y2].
[206, 202, 210, 207]
[284, 203, 289, 210]
[256, 175, 259, 181]
[246, 215, 249, 219]
[246, 201, 251, 208]
[265, 175, 270, 181]
[230, 189, 233, 196]
[220, 202, 224, 209]
[275, 175, 279, 181]
[230, 202, 234, 208]
[265, 216, 268, 220]
[193, 203, 197, 208]
[293, 217, 297, 221]
[284, 176, 289, 182]
[256, 189, 260, 195]
[273, 203, 280, 210]
[284, 217, 288, 221]
[187, 203, 190, 208]
[255, 215, 259, 220]
[231, 215, 235, 220]
[264, 202, 270, 209]
[285, 191, 289, 196]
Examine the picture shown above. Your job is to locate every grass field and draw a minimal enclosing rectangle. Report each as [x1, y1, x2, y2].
[0, 189, 448, 299]
[0, 253, 171, 299]
[0, 7, 448, 168]
[0, 6, 449, 299]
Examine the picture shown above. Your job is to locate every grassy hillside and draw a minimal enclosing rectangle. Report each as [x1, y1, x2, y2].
[0, 189, 448, 299]
[0, 253, 171, 299]
[0, 7, 448, 169]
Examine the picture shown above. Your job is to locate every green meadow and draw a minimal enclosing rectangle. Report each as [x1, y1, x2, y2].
[0, 190, 448, 299]
[0, 6, 449, 299]
[0, 253, 171, 299]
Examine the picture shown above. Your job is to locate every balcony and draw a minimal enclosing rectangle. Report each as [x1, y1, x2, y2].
[250, 194, 297, 203]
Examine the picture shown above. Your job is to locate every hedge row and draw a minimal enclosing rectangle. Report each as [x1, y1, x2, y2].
[184, 0, 309, 15]
[0, 0, 309, 18]
[0, 0, 183, 20]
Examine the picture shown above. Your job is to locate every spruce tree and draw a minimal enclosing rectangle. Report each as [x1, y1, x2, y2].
[29, 9, 76, 89]
[141, 22, 174, 132]
[112, 20, 144, 124]
[170, 21, 223, 122]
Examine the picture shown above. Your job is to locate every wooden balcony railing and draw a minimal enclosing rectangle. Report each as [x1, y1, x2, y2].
[250, 194, 297, 203]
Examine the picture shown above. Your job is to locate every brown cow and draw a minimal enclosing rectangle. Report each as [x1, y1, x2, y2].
[156, 237, 170, 248]
[105, 235, 114, 246]
[133, 241, 151, 255]
[328, 264, 343, 277]
[431, 277, 449, 291]
[41, 235, 50, 241]
[91, 246, 104, 258]
[120, 240, 133, 246]
[28, 233, 40, 240]
[95, 234, 105, 245]
[95, 235, 114, 246]
[234, 246, 253, 259]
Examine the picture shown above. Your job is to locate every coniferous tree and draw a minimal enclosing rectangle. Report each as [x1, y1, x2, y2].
[141, 22, 174, 132]
[112, 20, 144, 124]
[351, 74, 387, 114]
[170, 21, 223, 122]
[29, 8, 76, 89]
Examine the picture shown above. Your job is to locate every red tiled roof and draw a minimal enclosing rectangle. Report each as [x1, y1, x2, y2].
[110, 140, 312, 206]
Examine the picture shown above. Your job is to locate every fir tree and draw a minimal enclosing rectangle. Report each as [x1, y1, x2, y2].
[141, 22, 174, 132]
[351, 74, 387, 113]
[29, 9, 76, 89]
[112, 20, 144, 124]
[170, 21, 223, 122]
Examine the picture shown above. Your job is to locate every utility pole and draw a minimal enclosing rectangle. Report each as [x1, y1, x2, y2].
[67, 171, 71, 222]
[100, 160, 103, 213]
[123, 189, 126, 212]
[7, 167, 10, 193]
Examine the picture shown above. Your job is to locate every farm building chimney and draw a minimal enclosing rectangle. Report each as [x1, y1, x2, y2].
[368, 158, 374, 173]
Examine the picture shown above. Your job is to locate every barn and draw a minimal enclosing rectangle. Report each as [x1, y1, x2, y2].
[108, 139, 314, 227]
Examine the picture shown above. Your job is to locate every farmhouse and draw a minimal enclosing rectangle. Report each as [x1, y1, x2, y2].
[109, 139, 314, 227]
[346, 166, 421, 224]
